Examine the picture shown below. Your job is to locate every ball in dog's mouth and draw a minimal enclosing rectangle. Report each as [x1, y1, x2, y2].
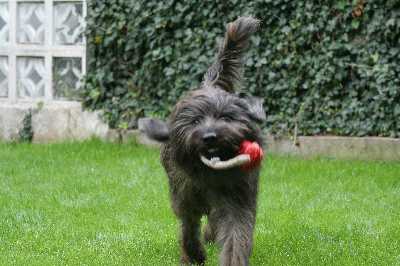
[199, 141, 263, 170]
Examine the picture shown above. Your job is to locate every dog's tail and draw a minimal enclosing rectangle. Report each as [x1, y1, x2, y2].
[203, 16, 260, 92]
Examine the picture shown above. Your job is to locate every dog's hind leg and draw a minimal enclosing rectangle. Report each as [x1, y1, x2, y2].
[180, 214, 206, 265]
[217, 208, 255, 266]
[204, 210, 218, 243]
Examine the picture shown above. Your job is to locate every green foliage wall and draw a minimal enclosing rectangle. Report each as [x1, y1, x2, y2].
[83, 0, 400, 137]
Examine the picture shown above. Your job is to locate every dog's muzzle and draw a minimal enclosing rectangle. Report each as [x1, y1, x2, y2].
[200, 154, 250, 170]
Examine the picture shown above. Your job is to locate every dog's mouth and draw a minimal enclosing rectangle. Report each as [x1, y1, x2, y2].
[200, 148, 250, 170]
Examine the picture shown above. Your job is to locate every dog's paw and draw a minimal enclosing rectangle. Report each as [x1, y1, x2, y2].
[180, 252, 206, 266]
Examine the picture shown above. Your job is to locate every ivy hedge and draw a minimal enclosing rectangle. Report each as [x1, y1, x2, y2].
[83, 0, 400, 137]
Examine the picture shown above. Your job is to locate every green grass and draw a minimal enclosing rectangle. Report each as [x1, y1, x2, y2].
[0, 140, 399, 265]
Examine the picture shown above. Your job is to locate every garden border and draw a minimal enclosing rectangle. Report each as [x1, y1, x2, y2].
[108, 130, 400, 161]
[0, 102, 108, 142]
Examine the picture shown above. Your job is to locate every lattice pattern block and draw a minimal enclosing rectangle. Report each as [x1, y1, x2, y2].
[17, 57, 46, 98]
[0, 2, 9, 44]
[53, 57, 82, 100]
[0, 56, 8, 97]
[54, 2, 84, 45]
[17, 2, 45, 44]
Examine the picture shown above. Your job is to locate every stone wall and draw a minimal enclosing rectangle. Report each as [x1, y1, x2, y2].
[265, 135, 400, 161]
[0, 102, 109, 142]
[112, 130, 400, 161]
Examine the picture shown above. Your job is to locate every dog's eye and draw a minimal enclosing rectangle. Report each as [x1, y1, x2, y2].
[192, 118, 201, 125]
[221, 116, 233, 122]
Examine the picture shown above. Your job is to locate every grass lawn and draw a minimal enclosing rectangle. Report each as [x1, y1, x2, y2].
[0, 140, 399, 265]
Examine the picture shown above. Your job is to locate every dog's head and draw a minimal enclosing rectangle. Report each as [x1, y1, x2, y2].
[167, 88, 264, 167]
[138, 88, 265, 169]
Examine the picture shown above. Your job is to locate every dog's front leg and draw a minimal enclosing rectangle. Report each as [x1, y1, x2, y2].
[217, 209, 255, 266]
[180, 215, 206, 265]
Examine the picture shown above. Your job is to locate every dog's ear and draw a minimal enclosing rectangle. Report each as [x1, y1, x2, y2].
[138, 118, 169, 142]
[238, 92, 266, 124]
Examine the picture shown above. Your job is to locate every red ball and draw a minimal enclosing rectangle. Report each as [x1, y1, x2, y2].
[238, 140, 264, 170]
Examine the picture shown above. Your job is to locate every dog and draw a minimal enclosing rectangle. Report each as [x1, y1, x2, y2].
[139, 16, 265, 266]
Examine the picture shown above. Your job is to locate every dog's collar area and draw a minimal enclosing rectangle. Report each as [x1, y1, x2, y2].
[200, 154, 251, 170]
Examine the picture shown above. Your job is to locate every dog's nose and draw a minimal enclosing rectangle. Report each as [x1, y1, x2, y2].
[202, 132, 217, 143]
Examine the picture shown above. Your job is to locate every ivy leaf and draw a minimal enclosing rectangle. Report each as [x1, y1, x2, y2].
[335, 1, 347, 11]
[386, 18, 395, 27]
[371, 53, 379, 64]
[351, 20, 360, 29]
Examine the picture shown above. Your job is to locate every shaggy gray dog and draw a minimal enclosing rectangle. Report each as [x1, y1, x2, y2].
[140, 17, 265, 266]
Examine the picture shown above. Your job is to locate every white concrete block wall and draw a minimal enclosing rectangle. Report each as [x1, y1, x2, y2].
[0, 0, 109, 142]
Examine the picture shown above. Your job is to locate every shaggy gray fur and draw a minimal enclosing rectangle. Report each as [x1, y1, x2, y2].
[140, 16, 264, 266]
